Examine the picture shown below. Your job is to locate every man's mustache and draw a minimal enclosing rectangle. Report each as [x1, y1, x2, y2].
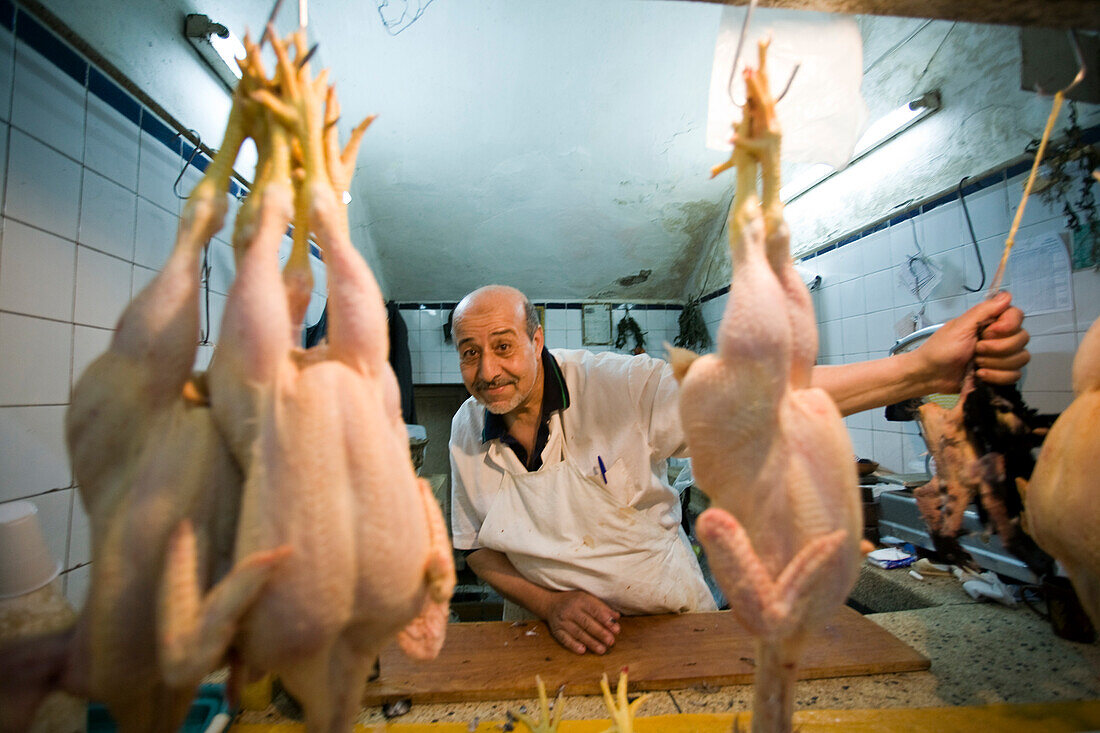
[476, 377, 517, 391]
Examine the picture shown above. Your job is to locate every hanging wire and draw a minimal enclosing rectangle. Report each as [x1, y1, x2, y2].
[956, 177, 987, 292]
[990, 30, 1087, 295]
[376, 0, 436, 36]
[172, 130, 203, 199]
[198, 244, 213, 345]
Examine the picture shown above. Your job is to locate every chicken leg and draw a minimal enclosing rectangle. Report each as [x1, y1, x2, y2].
[671, 39, 860, 733]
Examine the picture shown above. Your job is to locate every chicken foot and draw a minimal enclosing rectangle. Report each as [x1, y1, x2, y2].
[672, 38, 860, 733]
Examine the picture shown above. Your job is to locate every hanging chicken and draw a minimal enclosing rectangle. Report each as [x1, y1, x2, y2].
[671, 38, 860, 733]
[0, 64, 288, 733]
[1020, 317, 1100, 627]
[157, 27, 455, 731]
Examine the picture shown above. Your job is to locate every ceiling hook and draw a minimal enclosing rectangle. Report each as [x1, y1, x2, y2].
[260, 0, 287, 47]
[726, 0, 758, 108]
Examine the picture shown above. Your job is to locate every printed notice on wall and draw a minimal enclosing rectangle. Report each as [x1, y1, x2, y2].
[1004, 231, 1073, 316]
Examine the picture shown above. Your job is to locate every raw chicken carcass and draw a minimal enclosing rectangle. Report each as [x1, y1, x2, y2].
[158, 29, 454, 732]
[1021, 317, 1100, 626]
[0, 77, 287, 732]
[671, 39, 861, 733]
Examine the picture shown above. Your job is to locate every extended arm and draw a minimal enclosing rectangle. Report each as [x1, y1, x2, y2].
[814, 292, 1030, 416]
[466, 548, 621, 655]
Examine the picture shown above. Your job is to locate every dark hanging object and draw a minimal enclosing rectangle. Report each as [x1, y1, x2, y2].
[304, 304, 328, 348]
[675, 296, 711, 352]
[614, 308, 647, 354]
[386, 301, 417, 425]
[443, 308, 454, 343]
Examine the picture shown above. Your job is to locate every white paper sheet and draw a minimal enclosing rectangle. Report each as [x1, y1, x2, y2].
[1003, 231, 1074, 316]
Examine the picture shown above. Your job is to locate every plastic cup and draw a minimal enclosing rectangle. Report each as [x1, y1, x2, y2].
[0, 500, 62, 599]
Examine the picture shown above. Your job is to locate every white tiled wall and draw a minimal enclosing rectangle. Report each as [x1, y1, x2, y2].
[0, 12, 326, 609]
[398, 303, 684, 385]
[700, 173, 1100, 474]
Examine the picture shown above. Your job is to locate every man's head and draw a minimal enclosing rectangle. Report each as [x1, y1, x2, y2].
[452, 285, 544, 415]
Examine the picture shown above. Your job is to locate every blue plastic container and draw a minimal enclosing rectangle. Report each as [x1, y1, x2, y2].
[87, 684, 229, 733]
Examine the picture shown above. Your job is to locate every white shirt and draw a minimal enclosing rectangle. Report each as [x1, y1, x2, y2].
[449, 348, 688, 551]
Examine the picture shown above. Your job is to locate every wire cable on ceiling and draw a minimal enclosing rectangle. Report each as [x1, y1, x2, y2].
[376, 0, 436, 36]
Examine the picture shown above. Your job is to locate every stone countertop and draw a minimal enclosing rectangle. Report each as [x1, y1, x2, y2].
[235, 565, 1100, 727]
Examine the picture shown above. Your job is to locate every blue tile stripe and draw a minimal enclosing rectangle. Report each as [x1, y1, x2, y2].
[88, 67, 139, 125]
[9, 1, 325, 263]
[15, 8, 85, 86]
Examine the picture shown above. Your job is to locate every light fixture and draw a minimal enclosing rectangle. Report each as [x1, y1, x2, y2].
[185, 14, 245, 90]
[780, 90, 942, 203]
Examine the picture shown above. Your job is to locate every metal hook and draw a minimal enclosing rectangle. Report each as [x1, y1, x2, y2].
[297, 42, 319, 69]
[172, 130, 203, 199]
[261, 0, 287, 47]
[726, 0, 758, 107]
[1034, 29, 1087, 97]
[725, 0, 800, 108]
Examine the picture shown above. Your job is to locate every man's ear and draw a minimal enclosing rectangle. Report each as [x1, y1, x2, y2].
[533, 325, 545, 352]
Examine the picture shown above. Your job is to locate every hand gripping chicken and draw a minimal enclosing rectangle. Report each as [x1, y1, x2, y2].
[0, 59, 289, 733]
[158, 29, 454, 732]
[670, 40, 861, 733]
[1020, 317, 1100, 627]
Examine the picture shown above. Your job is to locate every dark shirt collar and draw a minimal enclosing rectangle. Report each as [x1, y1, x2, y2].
[482, 347, 570, 468]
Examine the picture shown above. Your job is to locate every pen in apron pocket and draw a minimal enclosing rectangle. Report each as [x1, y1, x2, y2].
[597, 456, 608, 484]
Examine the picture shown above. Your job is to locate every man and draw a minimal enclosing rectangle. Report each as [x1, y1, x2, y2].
[449, 285, 1029, 655]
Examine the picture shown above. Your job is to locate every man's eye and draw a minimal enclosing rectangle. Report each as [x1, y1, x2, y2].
[496, 343, 512, 353]
[460, 349, 478, 362]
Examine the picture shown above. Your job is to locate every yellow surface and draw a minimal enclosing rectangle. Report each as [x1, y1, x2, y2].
[231, 699, 1100, 732]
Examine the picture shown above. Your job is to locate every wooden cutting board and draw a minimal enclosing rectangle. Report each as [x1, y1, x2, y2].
[361, 606, 928, 704]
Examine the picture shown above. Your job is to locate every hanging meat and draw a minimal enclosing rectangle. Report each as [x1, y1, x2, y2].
[0, 54, 288, 733]
[1020, 317, 1100, 626]
[671, 39, 861, 733]
[911, 375, 1056, 576]
[157, 28, 455, 731]
[1, 23, 453, 733]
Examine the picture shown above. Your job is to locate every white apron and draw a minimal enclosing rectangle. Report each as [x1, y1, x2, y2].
[477, 432, 715, 616]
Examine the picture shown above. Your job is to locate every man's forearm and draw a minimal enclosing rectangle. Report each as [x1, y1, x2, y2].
[465, 548, 556, 619]
[812, 351, 946, 416]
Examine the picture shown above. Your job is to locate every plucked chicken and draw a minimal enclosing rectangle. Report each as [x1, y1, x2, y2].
[158, 29, 454, 732]
[1020, 317, 1100, 626]
[670, 39, 861, 733]
[0, 73, 287, 731]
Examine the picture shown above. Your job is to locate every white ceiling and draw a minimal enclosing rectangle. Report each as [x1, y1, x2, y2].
[32, 1, 1100, 302]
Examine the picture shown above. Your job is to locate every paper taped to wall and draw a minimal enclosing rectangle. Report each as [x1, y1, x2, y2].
[1005, 231, 1074, 316]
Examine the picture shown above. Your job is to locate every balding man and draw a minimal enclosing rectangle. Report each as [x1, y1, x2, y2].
[448, 285, 1029, 655]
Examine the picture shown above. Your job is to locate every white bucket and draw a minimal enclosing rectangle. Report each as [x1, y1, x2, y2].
[0, 500, 62, 598]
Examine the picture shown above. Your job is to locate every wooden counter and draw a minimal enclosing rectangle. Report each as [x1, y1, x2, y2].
[361, 606, 927, 704]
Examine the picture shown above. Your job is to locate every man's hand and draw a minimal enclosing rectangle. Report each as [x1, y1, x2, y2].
[544, 590, 621, 655]
[916, 291, 1030, 393]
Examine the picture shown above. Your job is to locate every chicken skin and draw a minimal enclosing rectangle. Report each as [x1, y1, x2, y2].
[0, 78, 286, 733]
[159, 30, 454, 733]
[1022, 317, 1100, 627]
[671, 39, 860, 733]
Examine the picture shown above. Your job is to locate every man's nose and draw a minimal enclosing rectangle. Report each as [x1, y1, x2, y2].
[478, 353, 502, 383]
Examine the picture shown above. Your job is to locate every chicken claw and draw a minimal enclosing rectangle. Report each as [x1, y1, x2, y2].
[511, 675, 565, 733]
[599, 668, 650, 733]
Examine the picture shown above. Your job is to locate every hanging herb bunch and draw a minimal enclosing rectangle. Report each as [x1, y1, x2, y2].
[615, 307, 647, 355]
[1027, 101, 1100, 269]
[675, 295, 711, 352]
